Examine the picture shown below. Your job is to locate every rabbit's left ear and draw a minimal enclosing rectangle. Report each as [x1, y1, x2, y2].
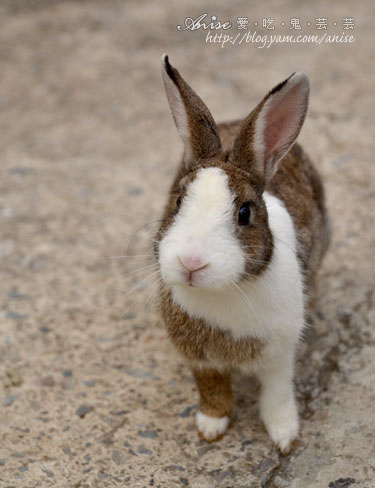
[233, 72, 310, 184]
[161, 54, 221, 168]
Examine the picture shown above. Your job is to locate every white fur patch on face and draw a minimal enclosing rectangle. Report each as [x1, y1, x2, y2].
[160, 189, 304, 348]
[158, 167, 246, 290]
[196, 412, 230, 441]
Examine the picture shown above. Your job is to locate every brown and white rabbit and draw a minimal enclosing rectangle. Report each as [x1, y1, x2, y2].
[155, 55, 329, 453]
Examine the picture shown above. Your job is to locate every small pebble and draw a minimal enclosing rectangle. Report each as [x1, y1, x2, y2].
[18, 465, 28, 472]
[137, 429, 158, 439]
[5, 311, 28, 320]
[0, 458, 8, 466]
[9, 166, 34, 175]
[4, 394, 20, 407]
[62, 370, 73, 377]
[112, 450, 126, 465]
[167, 465, 185, 472]
[124, 368, 156, 380]
[121, 313, 136, 320]
[112, 410, 128, 416]
[179, 405, 195, 418]
[337, 307, 354, 325]
[273, 476, 291, 487]
[8, 288, 26, 299]
[11, 453, 25, 458]
[76, 405, 94, 418]
[259, 458, 276, 471]
[41, 466, 54, 478]
[3, 370, 23, 388]
[328, 478, 356, 488]
[127, 186, 143, 195]
[81, 454, 91, 465]
[316, 310, 325, 320]
[39, 326, 51, 334]
[83, 380, 96, 387]
[137, 445, 153, 456]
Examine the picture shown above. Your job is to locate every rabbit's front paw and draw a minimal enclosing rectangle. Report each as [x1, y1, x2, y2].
[262, 402, 299, 454]
[196, 411, 229, 442]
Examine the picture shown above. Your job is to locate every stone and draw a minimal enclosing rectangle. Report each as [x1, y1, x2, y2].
[179, 405, 195, 418]
[5, 311, 28, 320]
[39, 326, 52, 334]
[3, 394, 20, 407]
[3, 370, 23, 388]
[40, 466, 54, 478]
[328, 479, 356, 488]
[273, 476, 291, 487]
[259, 458, 277, 471]
[137, 429, 158, 439]
[75, 405, 94, 418]
[137, 445, 153, 456]
[112, 450, 127, 465]
[337, 307, 354, 325]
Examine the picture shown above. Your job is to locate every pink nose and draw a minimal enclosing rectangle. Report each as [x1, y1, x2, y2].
[178, 255, 209, 273]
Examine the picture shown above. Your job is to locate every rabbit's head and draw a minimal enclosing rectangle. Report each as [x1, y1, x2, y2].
[156, 55, 309, 291]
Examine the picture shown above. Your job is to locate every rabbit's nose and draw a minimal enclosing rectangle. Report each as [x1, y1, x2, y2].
[178, 255, 209, 273]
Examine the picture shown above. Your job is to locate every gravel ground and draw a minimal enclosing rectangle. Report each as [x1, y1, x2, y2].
[0, 1, 374, 487]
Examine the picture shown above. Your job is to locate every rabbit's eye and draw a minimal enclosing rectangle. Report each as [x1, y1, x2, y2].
[176, 196, 182, 208]
[238, 202, 251, 226]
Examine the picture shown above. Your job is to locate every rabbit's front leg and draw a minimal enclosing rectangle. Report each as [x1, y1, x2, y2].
[193, 368, 233, 442]
[258, 350, 299, 454]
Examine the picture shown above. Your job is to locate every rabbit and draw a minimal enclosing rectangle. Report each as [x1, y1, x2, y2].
[155, 54, 329, 453]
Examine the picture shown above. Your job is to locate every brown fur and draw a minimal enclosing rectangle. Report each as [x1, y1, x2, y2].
[160, 285, 264, 367]
[157, 58, 329, 435]
[193, 368, 233, 419]
[162, 55, 221, 163]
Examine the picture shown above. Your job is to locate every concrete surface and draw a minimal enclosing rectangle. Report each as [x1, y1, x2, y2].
[0, 1, 374, 487]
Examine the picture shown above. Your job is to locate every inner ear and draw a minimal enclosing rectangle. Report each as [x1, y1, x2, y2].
[233, 72, 310, 184]
[261, 80, 309, 170]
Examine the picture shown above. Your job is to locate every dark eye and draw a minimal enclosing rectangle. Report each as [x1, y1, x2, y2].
[238, 202, 251, 226]
[176, 196, 182, 208]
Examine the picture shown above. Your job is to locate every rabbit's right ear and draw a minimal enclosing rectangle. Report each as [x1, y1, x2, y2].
[161, 54, 221, 167]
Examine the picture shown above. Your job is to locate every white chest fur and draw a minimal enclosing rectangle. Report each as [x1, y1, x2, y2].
[171, 192, 305, 342]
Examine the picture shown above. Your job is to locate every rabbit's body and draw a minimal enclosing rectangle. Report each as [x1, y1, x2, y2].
[156, 56, 328, 452]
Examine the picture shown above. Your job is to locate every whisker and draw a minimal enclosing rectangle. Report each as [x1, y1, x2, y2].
[121, 269, 162, 302]
[119, 276, 163, 317]
[230, 281, 257, 316]
[119, 263, 159, 279]
[144, 281, 162, 310]
[125, 219, 165, 256]
[246, 258, 269, 266]
[107, 255, 155, 260]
